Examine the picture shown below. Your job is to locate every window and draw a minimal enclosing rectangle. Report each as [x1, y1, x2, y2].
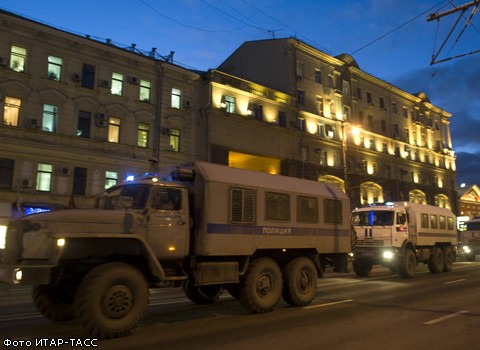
[111, 72, 123, 96]
[77, 111, 91, 138]
[297, 196, 318, 223]
[447, 217, 454, 230]
[367, 92, 373, 105]
[421, 213, 429, 228]
[81, 64, 95, 89]
[230, 187, 255, 224]
[296, 61, 304, 79]
[403, 107, 408, 118]
[252, 104, 263, 120]
[314, 69, 322, 84]
[328, 75, 335, 88]
[278, 111, 287, 127]
[152, 188, 182, 211]
[297, 90, 305, 105]
[137, 123, 149, 148]
[108, 117, 121, 143]
[391, 102, 398, 114]
[36, 163, 53, 192]
[3, 97, 21, 126]
[356, 87, 362, 100]
[139, 80, 151, 102]
[316, 96, 324, 115]
[105, 171, 117, 189]
[42, 104, 57, 132]
[265, 192, 290, 221]
[430, 214, 438, 229]
[0, 158, 14, 189]
[342, 80, 350, 95]
[324, 199, 343, 224]
[381, 120, 386, 133]
[10, 45, 27, 72]
[73, 167, 87, 195]
[439, 215, 446, 229]
[169, 128, 180, 152]
[171, 88, 181, 109]
[379, 97, 385, 110]
[325, 124, 334, 138]
[47, 56, 62, 81]
[224, 95, 236, 113]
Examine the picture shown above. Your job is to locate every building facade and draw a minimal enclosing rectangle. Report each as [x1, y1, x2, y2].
[213, 38, 457, 211]
[0, 10, 199, 224]
[0, 12, 458, 227]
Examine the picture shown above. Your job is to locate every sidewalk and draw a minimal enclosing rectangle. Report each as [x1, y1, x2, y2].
[0, 284, 32, 305]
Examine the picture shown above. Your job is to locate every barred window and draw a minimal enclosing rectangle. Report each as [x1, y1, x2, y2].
[447, 217, 454, 230]
[297, 196, 318, 223]
[265, 192, 290, 221]
[323, 199, 343, 224]
[430, 214, 438, 229]
[421, 213, 429, 228]
[230, 188, 255, 224]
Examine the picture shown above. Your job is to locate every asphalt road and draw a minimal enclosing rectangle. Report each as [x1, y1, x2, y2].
[1, 261, 479, 350]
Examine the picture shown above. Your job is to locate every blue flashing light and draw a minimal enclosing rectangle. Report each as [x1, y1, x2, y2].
[126, 175, 135, 182]
[24, 207, 51, 216]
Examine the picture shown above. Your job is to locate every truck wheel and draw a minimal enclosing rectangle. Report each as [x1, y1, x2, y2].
[32, 284, 75, 322]
[282, 257, 317, 307]
[352, 259, 372, 277]
[74, 263, 149, 339]
[398, 249, 416, 278]
[428, 247, 445, 274]
[239, 258, 282, 313]
[184, 280, 223, 304]
[443, 247, 454, 272]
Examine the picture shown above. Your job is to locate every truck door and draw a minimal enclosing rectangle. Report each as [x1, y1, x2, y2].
[147, 187, 190, 260]
[393, 211, 409, 245]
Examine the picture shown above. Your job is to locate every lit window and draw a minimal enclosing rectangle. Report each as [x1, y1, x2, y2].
[42, 104, 57, 132]
[297, 90, 305, 105]
[111, 72, 123, 96]
[105, 171, 118, 189]
[137, 123, 149, 148]
[108, 117, 121, 143]
[224, 96, 236, 113]
[139, 80, 151, 102]
[171, 88, 181, 109]
[169, 128, 180, 152]
[36, 163, 53, 192]
[3, 97, 21, 126]
[47, 56, 62, 81]
[10, 46, 27, 72]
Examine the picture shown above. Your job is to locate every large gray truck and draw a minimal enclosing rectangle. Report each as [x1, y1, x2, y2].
[351, 202, 457, 278]
[0, 161, 350, 338]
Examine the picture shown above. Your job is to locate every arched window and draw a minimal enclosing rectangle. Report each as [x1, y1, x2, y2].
[409, 189, 426, 204]
[318, 175, 345, 192]
[360, 182, 383, 205]
[434, 194, 450, 209]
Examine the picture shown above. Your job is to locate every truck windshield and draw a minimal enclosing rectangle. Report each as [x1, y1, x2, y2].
[102, 184, 151, 210]
[351, 211, 394, 226]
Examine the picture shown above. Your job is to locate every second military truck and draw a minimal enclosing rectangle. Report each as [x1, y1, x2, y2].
[351, 202, 457, 278]
[0, 161, 351, 338]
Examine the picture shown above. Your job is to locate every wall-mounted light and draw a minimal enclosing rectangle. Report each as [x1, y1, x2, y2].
[220, 95, 227, 109]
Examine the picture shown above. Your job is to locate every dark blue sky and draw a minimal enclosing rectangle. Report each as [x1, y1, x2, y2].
[2, 0, 479, 185]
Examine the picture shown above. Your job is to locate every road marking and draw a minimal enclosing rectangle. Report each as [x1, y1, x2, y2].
[303, 299, 354, 310]
[424, 310, 468, 325]
[444, 279, 466, 284]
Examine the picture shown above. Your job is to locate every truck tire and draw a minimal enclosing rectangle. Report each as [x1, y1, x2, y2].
[239, 258, 282, 313]
[352, 259, 372, 277]
[398, 249, 416, 278]
[74, 263, 149, 339]
[282, 257, 317, 307]
[184, 280, 223, 304]
[428, 246, 445, 274]
[32, 284, 75, 322]
[443, 246, 454, 272]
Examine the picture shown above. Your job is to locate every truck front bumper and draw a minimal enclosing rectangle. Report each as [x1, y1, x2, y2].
[0, 264, 52, 285]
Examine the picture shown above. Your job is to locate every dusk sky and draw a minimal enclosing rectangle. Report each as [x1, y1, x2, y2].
[1, 0, 479, 186]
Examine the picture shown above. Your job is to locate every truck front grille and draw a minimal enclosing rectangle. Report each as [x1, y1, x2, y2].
[356, 239, 385, 247]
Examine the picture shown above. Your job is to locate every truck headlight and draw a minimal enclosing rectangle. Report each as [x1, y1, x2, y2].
[383, 250, 394, 260]
[56, 238, 66, 247]
[13, 268, 22, 283]
[463, 245, 471, 254]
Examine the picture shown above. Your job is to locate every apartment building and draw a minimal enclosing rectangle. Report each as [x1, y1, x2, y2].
[0, 10, 199, 223]
[214, 38, 457, 211]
